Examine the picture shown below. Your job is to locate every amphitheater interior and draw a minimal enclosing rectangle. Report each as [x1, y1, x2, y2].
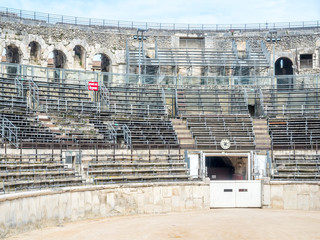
[0, 8, 320, 235]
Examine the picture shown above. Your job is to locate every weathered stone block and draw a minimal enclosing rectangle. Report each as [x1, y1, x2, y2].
[270, 185, 284, 209]
[309, 191, 320, 211]
[262, 184, 271, 206]
[297, 184, 310, 195]
[283, 189, 298, 210]
[297, 194, 310, 211]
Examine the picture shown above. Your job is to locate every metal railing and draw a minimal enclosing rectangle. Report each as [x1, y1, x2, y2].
[1, 6, 319, 32]
[0, 116, 19, 148]
[261, 40, 270, 66]
[243, 88, 249, 106]
[232, 40, 239, 58]
[1, 62, 320, 88]
[42, 99, 98, 113]
[107, 123, 117, 145]
[246, 41, 251, 59]
[14, 76, 24, 97]
[161, 88, 167, 115]
[258, 88, 266, 116]
[122, 124, 131, 148]
[28, 77, 39, 110]
[99, 82, 110, 110]
[0, 62, 107, 85]
[175, 88, 179, 117]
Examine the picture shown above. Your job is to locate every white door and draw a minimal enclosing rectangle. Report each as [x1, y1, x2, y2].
[210, 180, 261, 208]
[210, 181, 236, 207]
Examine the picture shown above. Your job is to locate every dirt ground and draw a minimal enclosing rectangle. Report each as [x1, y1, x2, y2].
[6, 209, 320, 240]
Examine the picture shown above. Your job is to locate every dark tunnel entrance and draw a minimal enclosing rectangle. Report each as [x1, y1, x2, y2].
[205, 156, 235, 180]
[275, 57, 293, 90]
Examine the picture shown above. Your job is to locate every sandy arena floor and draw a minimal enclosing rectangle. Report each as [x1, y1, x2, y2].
[6, 209, 320, 240]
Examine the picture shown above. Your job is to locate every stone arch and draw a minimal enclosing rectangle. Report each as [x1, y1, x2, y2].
[275, 57, 293, 76]
[29, 41, 41, 64]
[92, 53, 111, 72]
[275, 57, 293, 90]
[5, 44, 21, 63]
[88, 48, 115, 73]
[73, 45, 86, 69]
[48, 49, 67, 69]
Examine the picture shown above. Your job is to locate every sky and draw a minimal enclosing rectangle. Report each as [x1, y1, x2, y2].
[0, 0, 319, 25]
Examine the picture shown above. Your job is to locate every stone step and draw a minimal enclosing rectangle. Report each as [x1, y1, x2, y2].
[171, 118, 195, 149]
[253, 118, 271, 150]
[175, 133, 193, 138]
[254, 130, 269, 135]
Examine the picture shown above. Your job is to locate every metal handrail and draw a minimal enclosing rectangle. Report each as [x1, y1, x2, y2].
[14, 76, 24, 97]
[243, 88, 248, 106]
[122, 124, 131, 148]
[1, 6, 319, 32]
[2, 62, 320, 88]
[174, 88, 179, 117]
[28, 77, 39, 110]
[246, 40, 251, 59]
[99, 82, 110, 110]
[261, 40, 270, 65]
[232, 40, 239, 58]
[258, 88, 266, 116]
[107, 123, 117, 144]
[0, 116, 19, 148]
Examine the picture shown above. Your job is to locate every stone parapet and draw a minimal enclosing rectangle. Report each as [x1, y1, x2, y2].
[263, 181, 320, 211]
[0, 182, 209, 238]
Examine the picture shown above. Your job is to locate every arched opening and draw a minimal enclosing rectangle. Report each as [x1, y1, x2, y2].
[92, 53, 111, 72]
[29, 41, 41, 64]
[5, 45, 21, 63]
[73, 45, 85, 69]
[48, 50, 67, 69]
[275, 57, 293, 90]
[92, 53, 111, 84]
[3, 45, 21, 76]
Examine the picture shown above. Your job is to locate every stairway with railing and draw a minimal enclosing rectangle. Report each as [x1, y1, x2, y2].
[0, 76, 28, 112]
[174, 86, 255, 150]
[0, 116, 19, 148]
[96, 84, 179, 149]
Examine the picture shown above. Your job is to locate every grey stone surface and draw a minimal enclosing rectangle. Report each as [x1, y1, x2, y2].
[0, 16, 319, 76]
[0, 182, 209, 238]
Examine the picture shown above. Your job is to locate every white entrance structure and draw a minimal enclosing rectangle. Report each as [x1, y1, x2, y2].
[210, 180, 262, 208]
[202, 152, 262, 208]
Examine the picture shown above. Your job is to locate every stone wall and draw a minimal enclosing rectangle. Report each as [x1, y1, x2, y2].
[0, 182, 209, 238]
[263, 182, 320, 211]
[1, 177, 320, 238]
[0, 15, 319, 76]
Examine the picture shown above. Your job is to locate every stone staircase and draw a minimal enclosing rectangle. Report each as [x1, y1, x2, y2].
[37, 113, 61, 134]
[171, 118, 195, 149]
[38, 113, 103, 141]
[252, 118, 271, 150]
